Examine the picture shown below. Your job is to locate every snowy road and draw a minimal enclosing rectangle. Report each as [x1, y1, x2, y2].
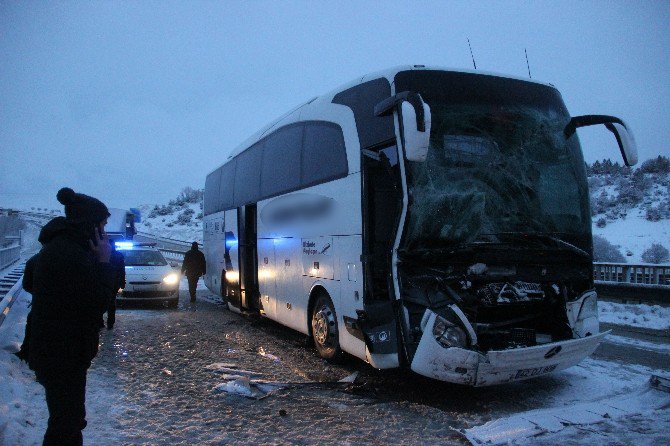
[2, 281, 669, 445]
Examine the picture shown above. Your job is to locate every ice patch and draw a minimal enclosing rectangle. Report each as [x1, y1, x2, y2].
[463, 378, 670, 445]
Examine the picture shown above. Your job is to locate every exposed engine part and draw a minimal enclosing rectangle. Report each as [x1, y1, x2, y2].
[467, 263, 488, 275]
[476, 281, 545, 305]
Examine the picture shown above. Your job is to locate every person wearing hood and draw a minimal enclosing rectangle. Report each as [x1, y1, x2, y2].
[181, 241, 206, 302]
[104, 238, 125, 329]
[28, 187, 116, 446]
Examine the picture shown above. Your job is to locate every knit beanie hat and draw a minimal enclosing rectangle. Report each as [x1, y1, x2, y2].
[56, 187, 110, 224]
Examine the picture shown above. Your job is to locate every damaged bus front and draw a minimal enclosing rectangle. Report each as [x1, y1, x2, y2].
[362, 69, 637, 386]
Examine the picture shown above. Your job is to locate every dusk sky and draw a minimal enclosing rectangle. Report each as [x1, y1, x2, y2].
[1, 1, 668, 210]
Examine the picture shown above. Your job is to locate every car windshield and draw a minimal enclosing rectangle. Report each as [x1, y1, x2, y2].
[121, 250, 168, 266]
[394, 70, 591, 253]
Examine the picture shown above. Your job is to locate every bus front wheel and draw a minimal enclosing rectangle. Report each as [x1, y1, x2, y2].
[310, 293, 342, 361]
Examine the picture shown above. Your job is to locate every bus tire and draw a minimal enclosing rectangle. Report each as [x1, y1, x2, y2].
[310, 293, 342, 361]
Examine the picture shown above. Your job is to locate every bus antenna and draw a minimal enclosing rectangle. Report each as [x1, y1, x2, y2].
[525, 48, 532, 78]
[467, 38, 477, 70]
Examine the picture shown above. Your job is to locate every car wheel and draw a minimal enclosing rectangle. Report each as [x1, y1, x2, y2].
[311, 293, 342, 361]
[167, 299, 178, 309]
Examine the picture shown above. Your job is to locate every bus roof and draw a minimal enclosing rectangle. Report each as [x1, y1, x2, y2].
[210, 65, 557, 174]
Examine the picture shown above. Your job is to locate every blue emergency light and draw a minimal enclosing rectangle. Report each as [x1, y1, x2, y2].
[115, 241, 135, 250]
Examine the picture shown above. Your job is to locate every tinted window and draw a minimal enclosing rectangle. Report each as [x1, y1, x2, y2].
[301, 122, 348, 186]
[234, 141, 263, 206]
[261, 124, 303, 197]
[204, 168, 221, 215]
[332, 78, 394, 150]
[219, 159, 236, 211]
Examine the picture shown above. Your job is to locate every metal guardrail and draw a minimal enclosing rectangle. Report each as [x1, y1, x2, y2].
[594, 262, 670, 287]
[159, 248, 188, 263]
[0, 278, 24, 328]
[16, 211, 195, 263]
[0, 244, 21, 270]
[134, 232, 194, 250]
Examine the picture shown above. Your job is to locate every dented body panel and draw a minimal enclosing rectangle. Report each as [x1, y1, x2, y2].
[411, 311, 607, 386]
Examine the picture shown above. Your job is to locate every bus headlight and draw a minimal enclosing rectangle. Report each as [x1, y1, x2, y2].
[433, 316, 467, 349]
[162, 273, 179, 286]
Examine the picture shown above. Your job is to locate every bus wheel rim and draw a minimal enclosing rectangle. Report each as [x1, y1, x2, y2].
[313, 305, 334, 347]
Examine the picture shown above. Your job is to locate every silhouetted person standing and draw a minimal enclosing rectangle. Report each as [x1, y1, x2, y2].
[29, 187, 115, 446]
[181, 241, 206, 302]
[105, 239, 125, 329]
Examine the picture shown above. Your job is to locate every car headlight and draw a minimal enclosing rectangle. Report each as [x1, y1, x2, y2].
[433, 315, 467, 349]
[162, 273, 179, 285]
[578, 294, 598, 319]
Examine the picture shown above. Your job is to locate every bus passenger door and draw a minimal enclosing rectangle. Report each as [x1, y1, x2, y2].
[238, 204, 260, 312]
[223, 209, 240, 309]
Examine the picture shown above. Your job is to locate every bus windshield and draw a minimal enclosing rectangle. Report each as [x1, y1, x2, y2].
[395, 71, 591, 253]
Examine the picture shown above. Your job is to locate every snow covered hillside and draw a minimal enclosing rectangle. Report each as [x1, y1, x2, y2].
[588, 156, 670, 263]
[134, 187, 203, 243]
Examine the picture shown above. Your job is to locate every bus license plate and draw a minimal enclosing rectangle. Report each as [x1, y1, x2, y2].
[514, 364, 557, 379]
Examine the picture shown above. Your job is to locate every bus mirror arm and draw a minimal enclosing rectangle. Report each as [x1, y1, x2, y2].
[374, 91, 432, 163]
[374, 91, 426, 131]
[564, 114, 638, 166]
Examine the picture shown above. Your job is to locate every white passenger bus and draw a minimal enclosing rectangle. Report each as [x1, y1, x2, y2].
[203, 66, 637, 386]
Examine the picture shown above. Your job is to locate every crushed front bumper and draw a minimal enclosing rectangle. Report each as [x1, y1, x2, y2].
[410, 311, 608, 386]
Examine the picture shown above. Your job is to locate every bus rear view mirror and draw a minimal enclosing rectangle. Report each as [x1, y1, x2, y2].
[564, 115, 638, 166]
[374, 91, 431, 162]
[401, 101, 431, 162]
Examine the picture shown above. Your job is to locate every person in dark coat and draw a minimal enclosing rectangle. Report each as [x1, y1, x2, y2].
[181, 241, 206, 302]
[104, 239, 125, 329]
[29, 187, 116, 446]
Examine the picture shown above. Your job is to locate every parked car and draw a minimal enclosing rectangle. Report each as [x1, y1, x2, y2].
[116, 242, 180, 308]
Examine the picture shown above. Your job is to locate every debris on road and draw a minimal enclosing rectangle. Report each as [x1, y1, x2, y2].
[650, 374, 670, 393]
[205, 362, 264, 376]
[337, 372, 359, 383]
[258, 346, 281, 362]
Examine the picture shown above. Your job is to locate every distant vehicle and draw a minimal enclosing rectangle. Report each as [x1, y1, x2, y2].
[107, 208, 138, 240]
[203, 66, 637, 386]
[116, 242, 180, 308]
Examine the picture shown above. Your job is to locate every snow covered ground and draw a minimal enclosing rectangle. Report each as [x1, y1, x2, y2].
[1, 277, 668, 446]
[599, 301, 670, 331]
[2, 209, 668, 445]
[464, 359, 670, 445]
